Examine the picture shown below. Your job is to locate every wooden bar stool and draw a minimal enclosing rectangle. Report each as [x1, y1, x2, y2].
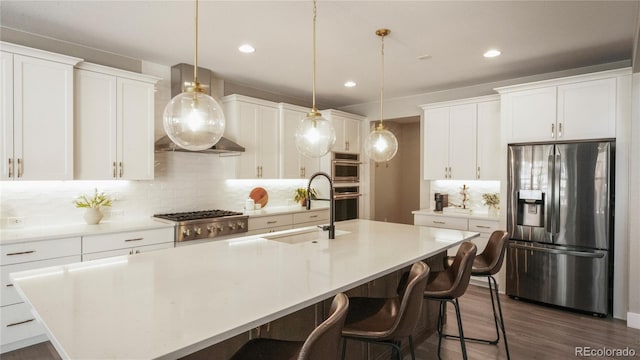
[340, 261, 430, 360]
[230, 292, 349, 360]
[443, 230, 511, 359]
[423, 242, 477, 360]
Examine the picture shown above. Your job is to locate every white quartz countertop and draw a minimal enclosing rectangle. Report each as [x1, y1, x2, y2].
[412, 209, 500, 221]
[243, 204, 329, 217]
[0, 218, 174, 245]
[11, 219, 478, 360]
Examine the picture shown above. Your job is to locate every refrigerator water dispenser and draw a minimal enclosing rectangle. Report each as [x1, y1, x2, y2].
[517, 190, 544, 227]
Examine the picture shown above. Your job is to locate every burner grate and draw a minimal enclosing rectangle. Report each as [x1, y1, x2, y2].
[154, 209, 243, 222]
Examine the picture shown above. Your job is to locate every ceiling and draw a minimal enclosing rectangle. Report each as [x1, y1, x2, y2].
[1, 1, 639, 109]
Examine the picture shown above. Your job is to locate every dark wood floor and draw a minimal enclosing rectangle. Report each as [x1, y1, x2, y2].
[4, 285, 639, 359]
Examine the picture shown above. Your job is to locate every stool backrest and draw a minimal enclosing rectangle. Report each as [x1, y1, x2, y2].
[448, 242, 477, 299]
[390, 261, 430, 338]
[479, 230, 509, 275]
[298, 292, 349, 360]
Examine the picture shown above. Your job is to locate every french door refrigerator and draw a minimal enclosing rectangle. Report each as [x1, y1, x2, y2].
[506, 141, 614, 316]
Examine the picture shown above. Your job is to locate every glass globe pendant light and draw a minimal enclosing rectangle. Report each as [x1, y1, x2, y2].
[163, 0, 225, 151]
[365, 28, 398, 163]
[295, 0, 336, 158]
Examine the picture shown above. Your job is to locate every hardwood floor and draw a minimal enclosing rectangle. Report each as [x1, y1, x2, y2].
[4, 285, 639, 359]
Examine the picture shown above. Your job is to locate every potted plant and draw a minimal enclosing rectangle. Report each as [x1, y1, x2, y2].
[73, 188, 113, 224]
[482, 193, 500, 217]
[294, 188, 318, 207]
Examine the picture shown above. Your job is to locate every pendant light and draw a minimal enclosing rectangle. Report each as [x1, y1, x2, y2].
[295, 0, 336, 158]
[365, 29, 398, 163]
[163, 0, 225, 151]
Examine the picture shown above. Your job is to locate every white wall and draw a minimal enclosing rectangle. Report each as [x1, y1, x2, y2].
[628, 73, 640, 329]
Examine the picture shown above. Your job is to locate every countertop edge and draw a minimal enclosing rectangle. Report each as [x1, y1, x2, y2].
[412, 209, 500, 221]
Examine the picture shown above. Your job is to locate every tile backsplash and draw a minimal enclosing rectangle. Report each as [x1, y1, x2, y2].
[0, 152, 311, 228]
[430, 180, 501, 214]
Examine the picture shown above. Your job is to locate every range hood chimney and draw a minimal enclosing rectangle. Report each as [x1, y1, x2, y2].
[155, 63, 245, 154]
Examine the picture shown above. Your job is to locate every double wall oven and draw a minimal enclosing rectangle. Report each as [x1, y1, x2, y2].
[331, 152, 361, 221]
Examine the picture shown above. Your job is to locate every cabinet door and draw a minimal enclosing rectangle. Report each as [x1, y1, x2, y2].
[448, 104, 477, 180]
[75, 69, 117, 179]
[280, 107, 305, 178]
[14, 54, 74, 180]
[257, 105, 279, 179]
[557, 78, 616, 140]
[1, 51, 13, 180]
[476, 100, 501, 180]
[505, 86, 556, 142]
[235, 102, 260, 178]
[331, 116, 346, 152]
[344, 117, 360, 153]
[423, 107, 449, 179]
[118, 78, 155, 180]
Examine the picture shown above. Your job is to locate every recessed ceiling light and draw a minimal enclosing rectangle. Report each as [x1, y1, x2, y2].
[344, 81, 357, 88]
[484, 49, 501, 58]
[238, 44, 255, 54]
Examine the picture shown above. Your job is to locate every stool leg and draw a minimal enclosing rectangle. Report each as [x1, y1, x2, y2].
[486, 275, 501, 344]
[490, 275, 511, 360]
[408, 335, 416, 360]
[452, 299, 468, 360]
[341, 338, 347, 360]
[437, 300, 445, 360]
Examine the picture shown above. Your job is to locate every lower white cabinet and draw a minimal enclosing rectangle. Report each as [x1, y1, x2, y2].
[82, 228, 174, 261]
[413, 213, 498, 257]
[0, 237, 81, 353]
[246, 209, 330, 236]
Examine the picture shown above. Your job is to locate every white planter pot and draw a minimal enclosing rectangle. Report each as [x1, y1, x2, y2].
[84, 208, 104, 225]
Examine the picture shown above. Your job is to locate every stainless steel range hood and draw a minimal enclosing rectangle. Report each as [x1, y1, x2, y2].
[155, 63, 244, 154]
[155, 135, 244, 154]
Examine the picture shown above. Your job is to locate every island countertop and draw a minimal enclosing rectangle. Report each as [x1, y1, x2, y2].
[11, 219, 479, 360]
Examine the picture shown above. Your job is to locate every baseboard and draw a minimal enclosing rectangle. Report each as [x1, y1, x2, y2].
[627, 311, 640, 329]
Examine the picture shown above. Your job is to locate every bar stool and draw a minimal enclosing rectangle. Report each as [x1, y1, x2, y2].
[230, 292, 349, 360]
[423, 242, 477, 360]
[341, 261, 430, 360]
[443, 230, 511, 359]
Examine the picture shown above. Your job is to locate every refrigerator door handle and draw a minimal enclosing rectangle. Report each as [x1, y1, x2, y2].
[508, 243, 605, 258]
[545, 146, 555, 238]
[553, 147, 562, 238]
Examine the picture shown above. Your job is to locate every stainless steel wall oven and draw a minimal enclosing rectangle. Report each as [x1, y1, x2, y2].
[334, 186, 360, 221]
[332, 152, 360, 182]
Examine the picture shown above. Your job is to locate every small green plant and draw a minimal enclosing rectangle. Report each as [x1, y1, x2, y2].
[294, 188, 318, 204]
[482, 193, 500, 210]
[73, 188, 113, 209]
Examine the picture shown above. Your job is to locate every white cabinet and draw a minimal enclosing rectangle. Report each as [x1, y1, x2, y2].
[81, 227, 174, 261]
[224, 95, 279, 179]
[498, 70, 623, 143]
[74, 63, 157, 180]
[1, 43, 81, 180]
[421, 96, 499, 180]
[322, 109, 363, 153]
[279, 103, 321, 178]
[0, 237, 81, 352]
[246, 209, 330, 236]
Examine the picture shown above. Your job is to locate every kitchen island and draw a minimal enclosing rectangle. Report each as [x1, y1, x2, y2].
[10, 219, 478, 359]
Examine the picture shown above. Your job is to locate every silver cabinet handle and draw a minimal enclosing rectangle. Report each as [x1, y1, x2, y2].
[309, 215, 319, 218]
[17, 158, 22, 178]
[475, 225, 491, 229]
[7, 250, 35, 256]
[124, 238, 144, 242]
[444, 167, 448, 179]
[8, 158, 12, 178]
[6, 283, 14, 287]
[477, 166, 480, 179]
[433, 221, 446, 224]
[7, 319, 35, 327]
[135, 250, 140, 254]
[266, 220, 277, 224]
[558, 122, 563, 138]
[119, 161, 123, 178]
[551, 123, 555, 138]
[113, 162, 117, 178]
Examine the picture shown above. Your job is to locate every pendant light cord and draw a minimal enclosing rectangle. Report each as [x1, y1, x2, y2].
[311, 0, 318, 113]
[193, 0, 199, 84]
[379, 33, 385, 129]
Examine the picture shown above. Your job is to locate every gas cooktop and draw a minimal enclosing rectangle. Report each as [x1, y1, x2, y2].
[154, 209, 244, 222]
[153, 209, 248, 242]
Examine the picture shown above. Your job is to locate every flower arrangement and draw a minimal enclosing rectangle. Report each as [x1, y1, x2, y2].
[482, 193, 500, 210]
[73, 188, 113, 209]
[294, 188, 318, 206]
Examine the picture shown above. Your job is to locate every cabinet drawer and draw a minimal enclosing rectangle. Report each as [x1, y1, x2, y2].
[414, 215, 467, 231]
[246, 225, 293, 237]
[1, 237, 81, 265]
[468, 219, 499, 234]
[82, 228, 174, 254]
[2, 255, 81, 307]
[293, 210, 329, 224]
[248, 215, 293, 231]
[1, 303, 45, 346]
[82, 242, 173, 262]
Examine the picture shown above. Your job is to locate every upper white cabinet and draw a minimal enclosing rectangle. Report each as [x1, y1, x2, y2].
[421, 96, 500, 180]
[321, 109, 364, 154]
[75, 63, 158, 180]
[497, 70, 625, 143]
[224, 95, 280, 179]
[1, 43, 81, 180]
[279, 103, 320, 178]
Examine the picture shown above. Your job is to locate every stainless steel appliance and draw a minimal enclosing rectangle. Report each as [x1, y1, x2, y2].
[334, 186, 360, 221]
[434, 193, 448, 212]
[154, 210, 248, 243]
[332, 152, 361, 182]
[506, 141, 614, 316]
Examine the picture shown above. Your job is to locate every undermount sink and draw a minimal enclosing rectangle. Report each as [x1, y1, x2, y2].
[262, 227, 350, 244]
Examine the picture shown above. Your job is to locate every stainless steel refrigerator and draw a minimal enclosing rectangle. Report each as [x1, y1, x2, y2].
[506, 141, 614, 316]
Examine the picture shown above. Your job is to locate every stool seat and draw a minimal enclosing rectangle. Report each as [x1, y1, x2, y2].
[341, 297, 399, 339]
[230, 339, 303, 360]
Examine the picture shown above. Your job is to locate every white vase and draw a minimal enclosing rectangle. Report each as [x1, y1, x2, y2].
[489, 207, 499, 218]
[84, 208, 103, 225]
